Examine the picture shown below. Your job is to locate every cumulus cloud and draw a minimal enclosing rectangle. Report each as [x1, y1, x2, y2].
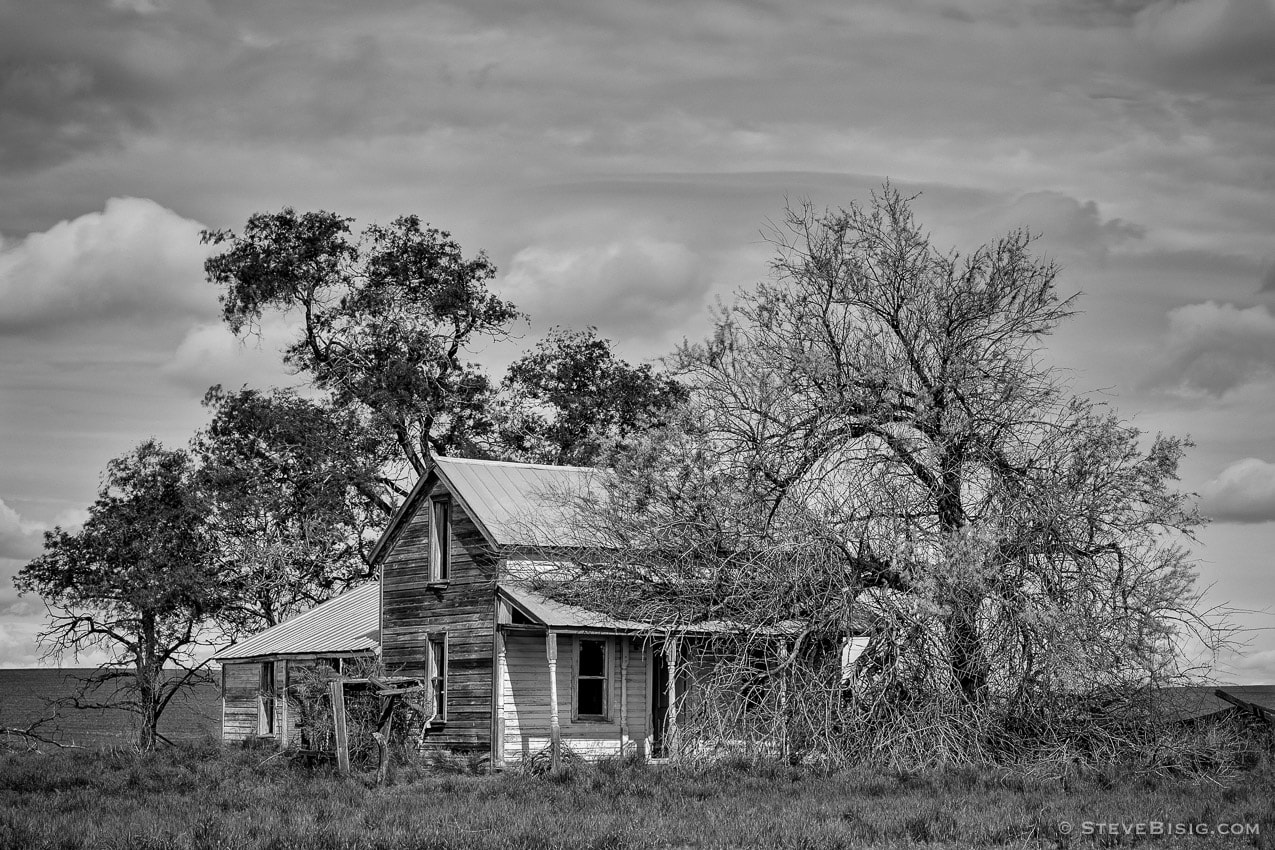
[500, 238, 713, 342]
[1134, 0, 1275, 84]
[161, 319, 297, 395]
[1200, 458, 1275, 524]
[0, 500, 44, 560]
[0, 197, 213, 335]
[1146, 301, 1275, 395]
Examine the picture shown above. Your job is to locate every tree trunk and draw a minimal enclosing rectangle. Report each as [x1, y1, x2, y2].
[937, 457, 988, 703]
[136, 612, 161, 751]
[947, 599, 988, 703]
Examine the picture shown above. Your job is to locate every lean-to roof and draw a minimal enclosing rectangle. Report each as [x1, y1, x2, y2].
[214, 582, 380, 662]
[1152, 685, 1275, 723]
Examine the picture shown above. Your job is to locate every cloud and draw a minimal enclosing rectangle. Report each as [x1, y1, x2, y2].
[1200, 458, 1275, 524]
[1220, 646, 1275, 684]
[500, 238, 714, 342]
[1133, 0, 1275, 84]
[1146, 301, 1275, 395]
[0, 500, 44, 560]
[161, 319, 297, 395]
[0, 616, 45, 669]
[1261, 261, 1275, 293]
[990, 191, 1145, 261]
[0, 197, 213, 335]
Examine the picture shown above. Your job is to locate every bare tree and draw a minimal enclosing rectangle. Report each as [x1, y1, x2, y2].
[530, 186, 1220, 765]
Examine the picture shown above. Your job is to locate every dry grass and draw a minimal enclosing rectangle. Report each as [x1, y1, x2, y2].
[0, 740, 1272, 849]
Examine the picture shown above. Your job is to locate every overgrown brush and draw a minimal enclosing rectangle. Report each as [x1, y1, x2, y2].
[671, 651, 1274, 778]
[285, 659, 427, 773]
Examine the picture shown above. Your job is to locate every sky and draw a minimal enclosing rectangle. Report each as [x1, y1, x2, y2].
[0, 0, 1273, 679]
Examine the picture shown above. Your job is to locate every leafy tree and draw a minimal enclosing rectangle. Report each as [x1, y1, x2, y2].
[15, 441, 223, 750]
[535, 187, 1216, 764]
[497, 327, 688, 466]
[193, 386, 390, 635]
[202, 210, 522, 480]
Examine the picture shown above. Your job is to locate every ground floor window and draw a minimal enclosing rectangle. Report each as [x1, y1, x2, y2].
[428, 635, 447, 722]
[259, 661, 276, 735]
[574, 637, 609, 720]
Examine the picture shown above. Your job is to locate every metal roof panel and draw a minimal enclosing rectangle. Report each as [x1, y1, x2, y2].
[433, 457, 601, 547]
[214, 582, 380, 661]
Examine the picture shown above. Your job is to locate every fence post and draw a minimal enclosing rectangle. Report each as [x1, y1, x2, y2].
[329, 678, 350, 776]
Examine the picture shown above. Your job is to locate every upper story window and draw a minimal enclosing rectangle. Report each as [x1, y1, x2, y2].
[429, 497, 450, 582]
[574, 637, 609, 720]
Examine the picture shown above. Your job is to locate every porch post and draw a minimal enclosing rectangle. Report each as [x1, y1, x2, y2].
[619, 638, 630, 754]
[665, 635, 679, 757]
[546, 631, 561, 773]
[493, 628, 507, 770]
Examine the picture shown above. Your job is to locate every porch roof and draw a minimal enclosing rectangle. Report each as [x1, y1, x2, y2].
[499, 583, 657, 633]
[497, 582, 811, 637]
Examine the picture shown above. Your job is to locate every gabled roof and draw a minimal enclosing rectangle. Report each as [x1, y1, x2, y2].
[214, 583, 380, 662]
[435, 457, 599, 548]
[369, 457, 603, 563]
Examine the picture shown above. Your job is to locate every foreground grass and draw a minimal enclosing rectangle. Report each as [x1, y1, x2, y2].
[0, 742, 1272, 849]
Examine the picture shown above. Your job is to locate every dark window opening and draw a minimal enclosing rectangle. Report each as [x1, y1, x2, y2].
[576, 638, 608, 718]
[428, 636, 447, 721]
[259, 661, 276, 735]
[429, 498, 450, 582]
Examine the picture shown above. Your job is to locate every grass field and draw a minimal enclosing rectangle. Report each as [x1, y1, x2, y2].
[0, 742, 1272, 849]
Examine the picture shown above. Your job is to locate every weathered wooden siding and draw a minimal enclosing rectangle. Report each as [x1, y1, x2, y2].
[500, 632, 648, 763]
[380, 477, 497, 752]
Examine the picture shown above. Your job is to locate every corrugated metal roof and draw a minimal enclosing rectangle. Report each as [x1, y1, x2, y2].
[500, 583, 658, 632]
[434, 457, 601, 548]
[214, 583, 380, 661]
[498, 583, 819, 637]
[1152, 685, 1275, 722]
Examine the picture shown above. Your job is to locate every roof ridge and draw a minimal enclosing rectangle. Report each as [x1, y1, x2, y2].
[434, 456, 596, 473]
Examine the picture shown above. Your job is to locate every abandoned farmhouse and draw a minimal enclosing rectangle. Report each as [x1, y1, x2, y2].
[217, 456, 815, 765]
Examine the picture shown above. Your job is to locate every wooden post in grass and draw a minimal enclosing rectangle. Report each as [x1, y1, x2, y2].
[547, 631, 561, 773]
[330, 679, 350, 776]
[374, 695, 395, 786]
